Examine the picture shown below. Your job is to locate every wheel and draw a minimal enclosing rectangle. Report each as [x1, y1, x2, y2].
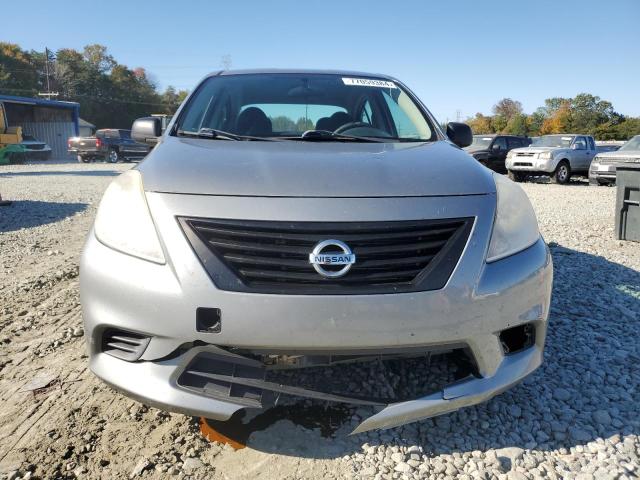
[551, 161, 571, 185]
[507, 170, 526, 182]
[107, 149, 120, 163]
[8, 152, 25, 164]
[77, 155, 90, 163]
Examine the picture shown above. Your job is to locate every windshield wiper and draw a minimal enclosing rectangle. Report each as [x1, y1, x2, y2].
[365, 136, 431, 143]
[281, 130, 387, 143]
[176, 128, 275, 141]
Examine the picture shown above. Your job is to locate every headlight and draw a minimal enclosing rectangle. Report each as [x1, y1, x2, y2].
[538, 151, 553, 160]
[506, 151, 515, 159]
[486, 173, 540, 263]
[94, 170, 165, 264]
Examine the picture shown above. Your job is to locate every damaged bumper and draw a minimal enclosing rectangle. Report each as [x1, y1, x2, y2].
[90, 340, 542, 434]
[351, 345, 541, 433]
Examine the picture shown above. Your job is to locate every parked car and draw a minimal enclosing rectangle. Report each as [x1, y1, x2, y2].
[68, 136, 99, 162]
[80, 69, 552, 433]
[589, 135, 640, 186]
[506, 134, 597, 184]
[464, 134, 531, 172]
[21, 134, 52, 160]
[68, 129, 150, 163]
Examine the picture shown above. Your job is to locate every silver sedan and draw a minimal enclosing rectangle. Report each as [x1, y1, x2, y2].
[80, 70, 553, 433]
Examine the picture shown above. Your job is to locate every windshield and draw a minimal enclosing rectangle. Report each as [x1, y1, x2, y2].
[465, 136, 494, 150]
[532, 135, 575, 148]
[175, 73, 436, 142]
[619, 135, 640, 152]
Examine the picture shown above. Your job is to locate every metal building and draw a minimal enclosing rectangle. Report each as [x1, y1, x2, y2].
[79, 118, 96, 137]
[0, 94, 79, 160]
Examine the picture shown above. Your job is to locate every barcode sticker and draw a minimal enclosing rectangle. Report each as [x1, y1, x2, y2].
[342, 78, 398, 88]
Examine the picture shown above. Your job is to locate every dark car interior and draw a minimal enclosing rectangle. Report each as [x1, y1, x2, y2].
[177, 74, 436, 141]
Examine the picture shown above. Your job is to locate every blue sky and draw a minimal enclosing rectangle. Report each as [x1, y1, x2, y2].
[3, 0, 639, 121]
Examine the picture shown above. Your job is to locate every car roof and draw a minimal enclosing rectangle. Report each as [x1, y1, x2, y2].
[542, 133, 590, 136]
[208, 68, 395, 81]
[473, 134, 527, 138]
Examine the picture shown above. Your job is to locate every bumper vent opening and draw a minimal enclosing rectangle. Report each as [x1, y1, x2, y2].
[500, 323, 535, 355]
[179, 217, 473, 295]
[177, 348, 476, 408]
[102, 329, 151, 361]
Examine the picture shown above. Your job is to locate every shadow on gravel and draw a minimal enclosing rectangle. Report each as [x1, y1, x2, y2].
[526, 176, 590, 186]
[0, 170, 120, 177]
[210, 243, 639, 460]
[0, 200, 87, 233]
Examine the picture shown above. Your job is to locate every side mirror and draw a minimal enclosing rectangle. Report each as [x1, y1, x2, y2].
[491, 143, 502, 151]
[572, 143, 585, 150]
[132, 117, 162, 145]
[446, 122, 473, 148]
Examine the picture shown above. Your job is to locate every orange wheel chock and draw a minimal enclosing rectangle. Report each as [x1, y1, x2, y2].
[199, 417, 246, 450]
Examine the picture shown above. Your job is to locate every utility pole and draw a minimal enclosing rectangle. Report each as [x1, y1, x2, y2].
[38, 47, 59, 100]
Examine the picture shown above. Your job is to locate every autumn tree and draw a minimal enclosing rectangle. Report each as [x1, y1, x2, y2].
[493, 98, 523, 119]
[161, 86, 189, 114]
[540, 101, 572, 134]
[570, 93, 617, 135]
[0, 42, 40, 96]
[504, 113, 529, 136]
[466, 113, 493, 134]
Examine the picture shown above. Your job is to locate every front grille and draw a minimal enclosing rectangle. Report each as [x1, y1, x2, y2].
[180, 217, 473, 295]
[515, 152, 535, 157]
[600, 157, 640, 165]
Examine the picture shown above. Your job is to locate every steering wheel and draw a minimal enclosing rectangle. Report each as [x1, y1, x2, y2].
[334, 122, 374, 134]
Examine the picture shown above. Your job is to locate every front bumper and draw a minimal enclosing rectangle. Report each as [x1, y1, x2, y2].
[81, 193, 553, 432]
[506, 157, 554, 173]
[90, 330, 543, 434]
[589, 164, 617, 182]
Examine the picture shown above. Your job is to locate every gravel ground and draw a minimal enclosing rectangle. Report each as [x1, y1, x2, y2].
[0, 163, 638, 480]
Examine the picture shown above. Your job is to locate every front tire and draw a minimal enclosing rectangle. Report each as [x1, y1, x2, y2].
[107, 149, 120, 163]
[551, 161, 571, 185]
[8, 152, 25, 164]
[507, 170, 526, 182]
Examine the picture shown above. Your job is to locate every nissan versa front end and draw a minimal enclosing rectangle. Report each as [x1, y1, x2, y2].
[80, 69, 553, 433]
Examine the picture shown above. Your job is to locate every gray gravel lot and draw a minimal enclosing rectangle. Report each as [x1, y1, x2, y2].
[0, 162, 638, 479]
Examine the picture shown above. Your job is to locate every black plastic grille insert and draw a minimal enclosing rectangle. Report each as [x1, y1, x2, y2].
[179, 217, 473, 295]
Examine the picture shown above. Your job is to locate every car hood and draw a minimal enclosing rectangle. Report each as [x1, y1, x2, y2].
[596, 150, 640, 162]
[511, 146, 558, 154]
[138, 137, 495, 197]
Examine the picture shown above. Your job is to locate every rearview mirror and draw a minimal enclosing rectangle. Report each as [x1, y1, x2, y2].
[446, 122, 473, 148]
[132, 117, 162, 145]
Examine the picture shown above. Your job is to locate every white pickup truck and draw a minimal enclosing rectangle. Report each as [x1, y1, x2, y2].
[506, 134, 597, 184]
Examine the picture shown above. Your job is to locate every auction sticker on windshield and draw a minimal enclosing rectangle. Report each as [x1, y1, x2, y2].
[342, 78, 397, 88]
